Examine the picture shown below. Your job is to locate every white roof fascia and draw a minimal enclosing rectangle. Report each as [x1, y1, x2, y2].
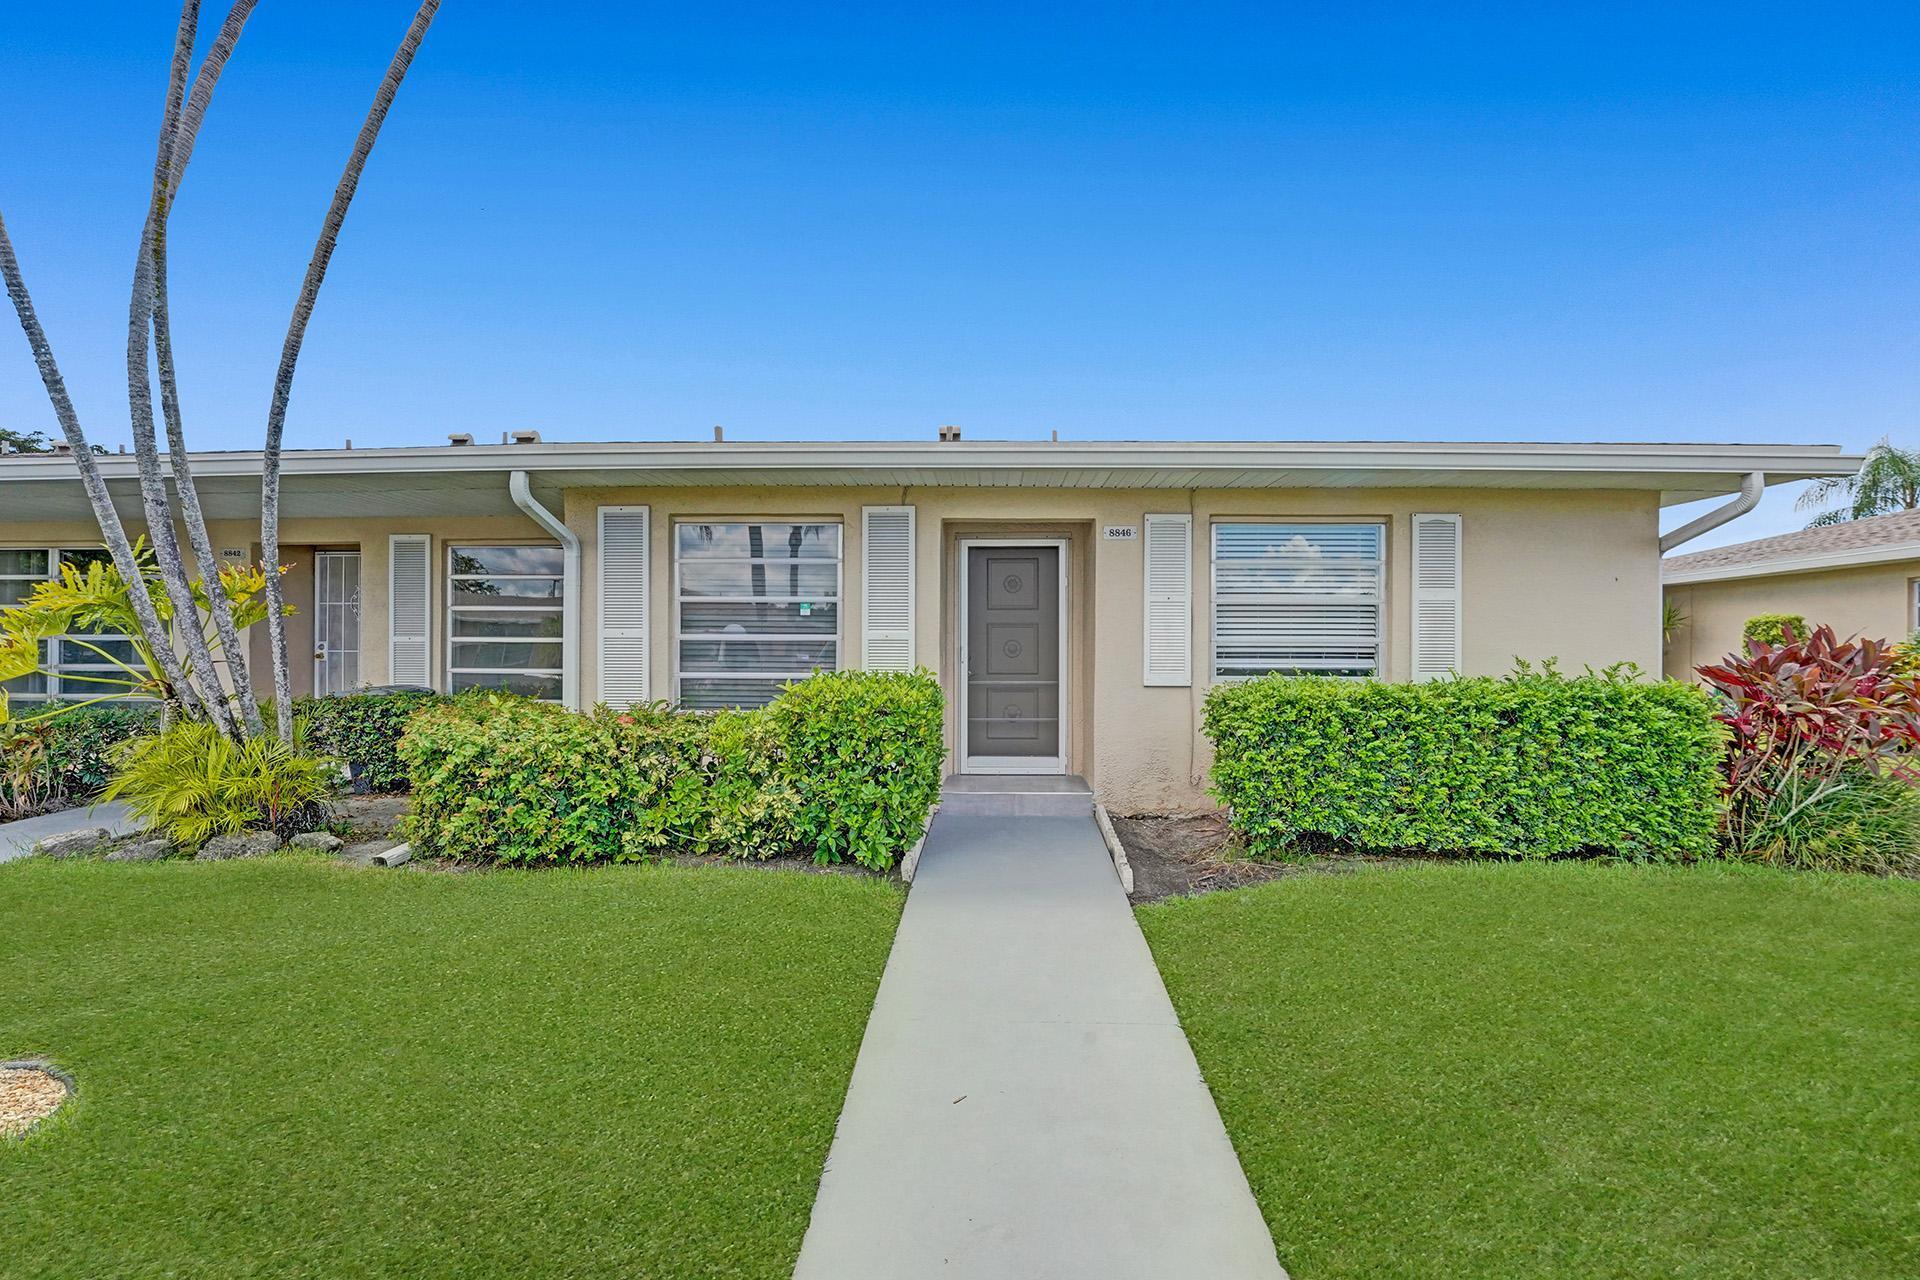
[1663, 541, 1920, 585]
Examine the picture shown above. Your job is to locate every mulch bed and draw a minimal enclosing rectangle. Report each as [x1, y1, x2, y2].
[0, 1063, 71, 1138]
[1114, 812, 1413, 903]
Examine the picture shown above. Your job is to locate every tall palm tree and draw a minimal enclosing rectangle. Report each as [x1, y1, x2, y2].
[3, 0, 438, 743]
[260, 0, 441, 743]
[1798, 439, 1920, 528]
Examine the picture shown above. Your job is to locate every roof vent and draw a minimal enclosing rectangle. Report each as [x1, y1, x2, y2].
[50, 440, 73, 455]
[713, 425, 725, 442]
[447, 432, 475, 447]
[510, 429, 542, 445]
[937, 424, 961, 443]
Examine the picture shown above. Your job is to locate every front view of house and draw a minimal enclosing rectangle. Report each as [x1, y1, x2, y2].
[0, 437, 1852, 810]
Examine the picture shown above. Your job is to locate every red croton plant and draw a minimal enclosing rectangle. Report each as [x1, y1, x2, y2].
[1696, 624, 1920, 851]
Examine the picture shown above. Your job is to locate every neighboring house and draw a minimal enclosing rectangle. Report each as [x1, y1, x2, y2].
[2, 437, 1849, 810]
[1664, 508, 1920, 675]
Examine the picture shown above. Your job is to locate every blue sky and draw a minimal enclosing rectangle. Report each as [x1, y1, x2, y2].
[3, 2, 1915, 548]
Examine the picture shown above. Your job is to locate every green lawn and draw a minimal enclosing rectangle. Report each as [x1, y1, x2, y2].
[1139, 862, 1920, 1280]
[0, 856, 902, 1280]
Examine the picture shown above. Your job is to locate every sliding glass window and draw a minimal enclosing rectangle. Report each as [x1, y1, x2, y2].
[674, 521, 841, 709]
[447, 544, 563, 699]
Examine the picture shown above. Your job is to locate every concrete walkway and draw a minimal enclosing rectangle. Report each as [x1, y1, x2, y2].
[0, 801, 135, 864]
[795, 811, 1287, 1279]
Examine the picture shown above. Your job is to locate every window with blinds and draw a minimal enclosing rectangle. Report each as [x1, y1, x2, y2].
[0, 547, 144, 703]
[1211, 522, 1384, 679]
[447, 544, 564, 699]
[675, 521, 842, 709]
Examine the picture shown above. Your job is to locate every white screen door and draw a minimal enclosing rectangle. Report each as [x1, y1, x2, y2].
[313, 551, 362, 695]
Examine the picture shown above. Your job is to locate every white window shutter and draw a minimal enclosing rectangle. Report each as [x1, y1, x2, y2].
[598, 506, 651, 706]
[861, 505, 915, 671]
[1411, 514, 1462, 681]
[1143, 514, 1192, 686]
[388, 534, 431, 687]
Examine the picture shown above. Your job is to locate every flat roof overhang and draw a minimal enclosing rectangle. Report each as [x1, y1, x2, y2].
[0, 439, 1862, 522]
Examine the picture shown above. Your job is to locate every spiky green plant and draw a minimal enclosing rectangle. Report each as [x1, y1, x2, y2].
[103, 719, 336, 847]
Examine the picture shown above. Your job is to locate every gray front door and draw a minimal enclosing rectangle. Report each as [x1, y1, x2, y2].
[963, 543, 1063, 772]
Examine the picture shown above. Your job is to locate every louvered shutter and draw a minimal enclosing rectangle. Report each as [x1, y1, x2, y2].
[1142, 514, 1192, 686]
[598, 506, 651, 706]
[1411, 514, 1462, 681]
[388, 534, 431, 687]
[861, 506, 914, 671]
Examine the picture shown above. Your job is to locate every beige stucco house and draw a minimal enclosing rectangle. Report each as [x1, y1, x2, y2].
[2, 437, 1850, 810]
[1664, 508, 1920, 676]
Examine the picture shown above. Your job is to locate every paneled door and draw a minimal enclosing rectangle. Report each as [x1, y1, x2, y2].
[960, 541, 1066, 773]
[313, 550, 362, 696]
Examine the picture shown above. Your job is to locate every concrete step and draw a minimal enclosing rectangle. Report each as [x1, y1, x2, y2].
[939, 774, 1094, 818]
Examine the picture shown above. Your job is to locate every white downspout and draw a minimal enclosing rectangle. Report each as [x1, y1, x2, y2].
[509, 470, 581, 709]
[1660, 471, 1765, 554]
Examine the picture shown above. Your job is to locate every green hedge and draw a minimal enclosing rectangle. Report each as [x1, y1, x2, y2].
[399, 670, 945, 870]
[43, 702, 160, 797]
[1742, 613, 1808, 648]
[295, 692, 446, 792]
[1203, 668, 1725, 860]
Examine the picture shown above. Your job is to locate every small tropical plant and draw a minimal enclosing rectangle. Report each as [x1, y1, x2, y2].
[1798, 438, 1920, 528]
[1662, 599, 1688, 645]
[103, 719, 337, 847]
[0, 722, 56, 821]
[1696, 626, 1920, 869]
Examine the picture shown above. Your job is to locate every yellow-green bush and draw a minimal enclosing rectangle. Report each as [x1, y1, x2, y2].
[1203, 666, 1725, 860]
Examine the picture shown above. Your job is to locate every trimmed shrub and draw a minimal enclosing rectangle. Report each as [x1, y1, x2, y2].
[1203, 666, 1725, 860]
[295, 691, 445, 792]
[770, 669, 947, 870]
[44, 702, 160, 796]
[1, 703, 158, 818]
[1742, 613, 1809, 648]
[399, 670, 945, 869]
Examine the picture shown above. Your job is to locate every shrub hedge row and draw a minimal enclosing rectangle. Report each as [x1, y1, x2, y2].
[295, 691, 445, 792]
[1203, 667, 1725, 860]
[399, 670, 945, 870]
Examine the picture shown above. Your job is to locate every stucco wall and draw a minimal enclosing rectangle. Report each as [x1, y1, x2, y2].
[1664, 559, 1920, 676]
[562, 484, 1662, 811]
[1, 485, 1661, 811]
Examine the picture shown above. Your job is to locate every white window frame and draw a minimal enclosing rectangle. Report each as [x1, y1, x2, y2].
[0, 546, 143, 703]
[671, 518, 844, 709]
[1209, 520, 1386, 681]
[445, 542, 565, 700]
[1911, 578, 1919, 633]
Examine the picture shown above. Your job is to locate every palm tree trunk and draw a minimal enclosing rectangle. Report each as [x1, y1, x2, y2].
[153, 242, 266, 736]
[146, 0, 264, 735]
[0, 212, 196, 715]
[124, 1, 254, 738]
[261, 0, 441, 743]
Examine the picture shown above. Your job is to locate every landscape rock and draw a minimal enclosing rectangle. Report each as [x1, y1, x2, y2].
[289, 832, 345, 853]
[31, 828, 113, 859]
[195, 830, 283, 861]
[104, 838, 172, 863]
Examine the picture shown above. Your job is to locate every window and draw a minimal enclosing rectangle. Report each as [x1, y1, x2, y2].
[447, 544, 563, 699]
[1911, 579, 1919, 632]
[674, 521, 841, 708]
[1212, 522, 1384, 679]
[0, 547, 141, 703]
